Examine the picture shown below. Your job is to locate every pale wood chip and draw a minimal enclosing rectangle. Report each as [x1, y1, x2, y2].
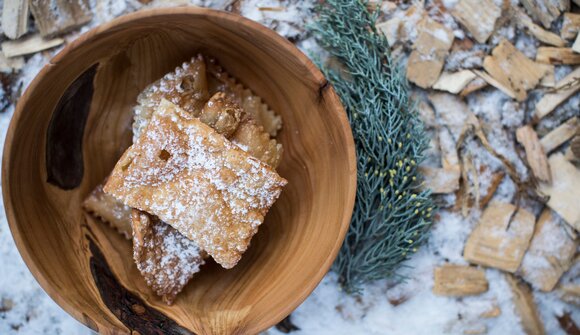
[451, 0, 501, 43]
[480, 305, 501, 318]
[536, 47, 580, 65]
[433, 70, 477, 94]
[472, 69, 517, 100]
[573, 33, 580, 54]
[558, 285, 580, 306]
[505, 274, 546, 335]
[420, 166, 461, 194]
[520, 0, 569, 29]
[460, 77, 488, 97]
[520, 209, 577, 292]
[538, 153, 580, 231]
[1, 34, 64, 58]
[480, 171, 505, 209]
[516, 125, 551, 183]
[0, 51, 24, 73]
[561, 13, 580, 40]
[540, 116, 578, 154]
[433, 265, 488, 296]
[464, 202, 535, 273]
[29, 0, 92, 37]
[376, 18, 401, 46]
[535, 67, 580, 120]
[1, 0, 28, 40]
[512, 6, 566, 47]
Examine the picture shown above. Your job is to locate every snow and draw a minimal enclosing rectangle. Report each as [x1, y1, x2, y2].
[1, 0, 579, 334]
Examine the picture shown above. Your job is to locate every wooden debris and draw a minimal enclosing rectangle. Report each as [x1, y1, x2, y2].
[464, 202, 535, 273]
[451, 0, 501, 43]
[429, 92, 476, 138]
[561, 13, 580, 40]
[520, 209, 578, 292]
[376, 18, 401, 46]
[29, 0, 93, 37]
[535, 67, 580, 120]
[540, 117, 578, 153]
[1, 34, 64, 58]
[473, 69, 517, 99]
[505, 274, 546, 335]
[460, 77, 488, 97]
[539, 66, 556, 88]
[420, 166, 461, 194]
[479, 171, 505, 209]
[440, 128, 460, 168]
[433, 265, 488, 296]
[513, 7, 566, 47]
[573, 34, 580, 54]
[482, 40, 550, 101]
[433, 70, 477, 94]
[406, 18, 454, 89]
[558, 285, 580, 306]
[0, 52, 24, 73]
[536, 47, 580, 65]
[520, 0, 569, 29]
[1, 0, 29, 40]
[538, 153, 580, 231]
[571, 128, 580, 161]
[516, 125, 551, 183]
[480, 305, 501, 318]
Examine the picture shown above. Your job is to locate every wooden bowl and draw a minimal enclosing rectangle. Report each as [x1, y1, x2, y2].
[2, 7, 356, 335]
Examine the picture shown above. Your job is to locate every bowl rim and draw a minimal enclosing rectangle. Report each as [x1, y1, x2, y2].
[2, 6, 357, 334]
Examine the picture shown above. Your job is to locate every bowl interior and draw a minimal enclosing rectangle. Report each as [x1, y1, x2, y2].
[3, 8, 356, 335]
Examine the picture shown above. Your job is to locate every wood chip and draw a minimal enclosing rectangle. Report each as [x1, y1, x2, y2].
[429, 92, 477, 138]
[1, 34, 64, 58]
[480, 171, 505, 209]
[538, 153, 580, 231]
[573, 34, 580, 54]
[451, 0, 501, 43]
[433, 70, 477, 94]
[29, 0, 93, 37]
[406, 18, 454, 89]
[1, 0, 28, 40]
[536, 47, 580, 65]
[480, 305, 501, 318]
[520, 209, 577, 292]
[472, 69, 516, 99]
[464, 202, 536, 273]
[540, 117, 578, 153]
[520, 0, 569, 29]
[460, 77, 488, 97]
[420, 166, 461, 194]
[376, 18, 401, 46]
[482, 40, 550, 101]
[440, 128, 460, 168]
[558, 285, 580, 306]
[535, 67, 580, 120]
[505, 274, 546, 335]
[433, 265, 488, 296]
[0, 51, 24, 73]
[516, 125, 551, 183]
[513, 6, 566, 47]
[561, 13, 580, 40]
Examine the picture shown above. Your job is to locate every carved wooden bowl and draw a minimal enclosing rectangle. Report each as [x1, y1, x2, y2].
[2, 7, 356, 335]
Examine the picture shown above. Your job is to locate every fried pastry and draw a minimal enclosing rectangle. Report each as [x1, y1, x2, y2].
[131, 210, 206, 305]
[83, 183, 132, 239]
[105, 99, 287, 268]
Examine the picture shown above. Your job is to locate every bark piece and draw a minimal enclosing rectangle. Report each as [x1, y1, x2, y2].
[420, 166, 461, 194]
[451, 0, 501, 43]
[520, 0, 569, 29]
[1, 34, 64, 58]
[535, 67, 580, 120]
[433, 70, 477, 94]
[406, 18, 454, 89]
[538, 153, 580, 231]
[540, 117, 578, 153]
[506, 274, 546, 335]
[0, 51, 24, 72]
[513, 7, 566, 47]
[536, 47, 580, 65]
[482, 40, 551, 101]
[29, 0, 93, 37]
[561, 13, 580, 40]
[520, 209, 577, 292]
[516, 125, 551, 183]
[1, 0, 28, 40]
[464, 202, 535, 273]
[433, 265, 489, 296]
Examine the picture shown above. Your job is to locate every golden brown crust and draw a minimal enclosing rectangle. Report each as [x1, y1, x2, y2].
[83, 183, 132, 239]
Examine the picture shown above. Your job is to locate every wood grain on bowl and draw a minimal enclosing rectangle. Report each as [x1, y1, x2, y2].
[2, 8, 356, 335]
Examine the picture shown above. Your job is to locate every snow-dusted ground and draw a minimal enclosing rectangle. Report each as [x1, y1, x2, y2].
[0, 1, 578, 334]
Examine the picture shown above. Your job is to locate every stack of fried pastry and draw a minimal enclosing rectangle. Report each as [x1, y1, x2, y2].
[83, 55, 287, 304]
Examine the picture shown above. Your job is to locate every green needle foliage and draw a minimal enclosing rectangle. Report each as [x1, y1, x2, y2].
[310, 0, 435, 293]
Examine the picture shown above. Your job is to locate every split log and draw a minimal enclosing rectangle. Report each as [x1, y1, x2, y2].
[1, 0, 28, 40]
[1, 34, 64, 58]
[433, 265, 488, 296]
[520, 0, 569, 29]
[516, 126, 551, 183]
[540, 117, 578, 153]
[536, 47, 580, 65]
[513, 7, 566, 47]
[451, 0, 501, 43]
[561, 13, 580, 40]
[420, 166, 461, 194]
[406, 18, 454, 89]
[464, 202, 535, 273]
[538, 153, 580, 231]
[506, 274, 546, 335]
[433, 70, 477, 94]
[535, 67, 580, 120]
[29, 0, 93, 37]
[520, 209, 578, 292]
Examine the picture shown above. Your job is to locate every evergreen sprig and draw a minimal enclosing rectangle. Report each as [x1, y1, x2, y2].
[310, 0, 435, 292]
